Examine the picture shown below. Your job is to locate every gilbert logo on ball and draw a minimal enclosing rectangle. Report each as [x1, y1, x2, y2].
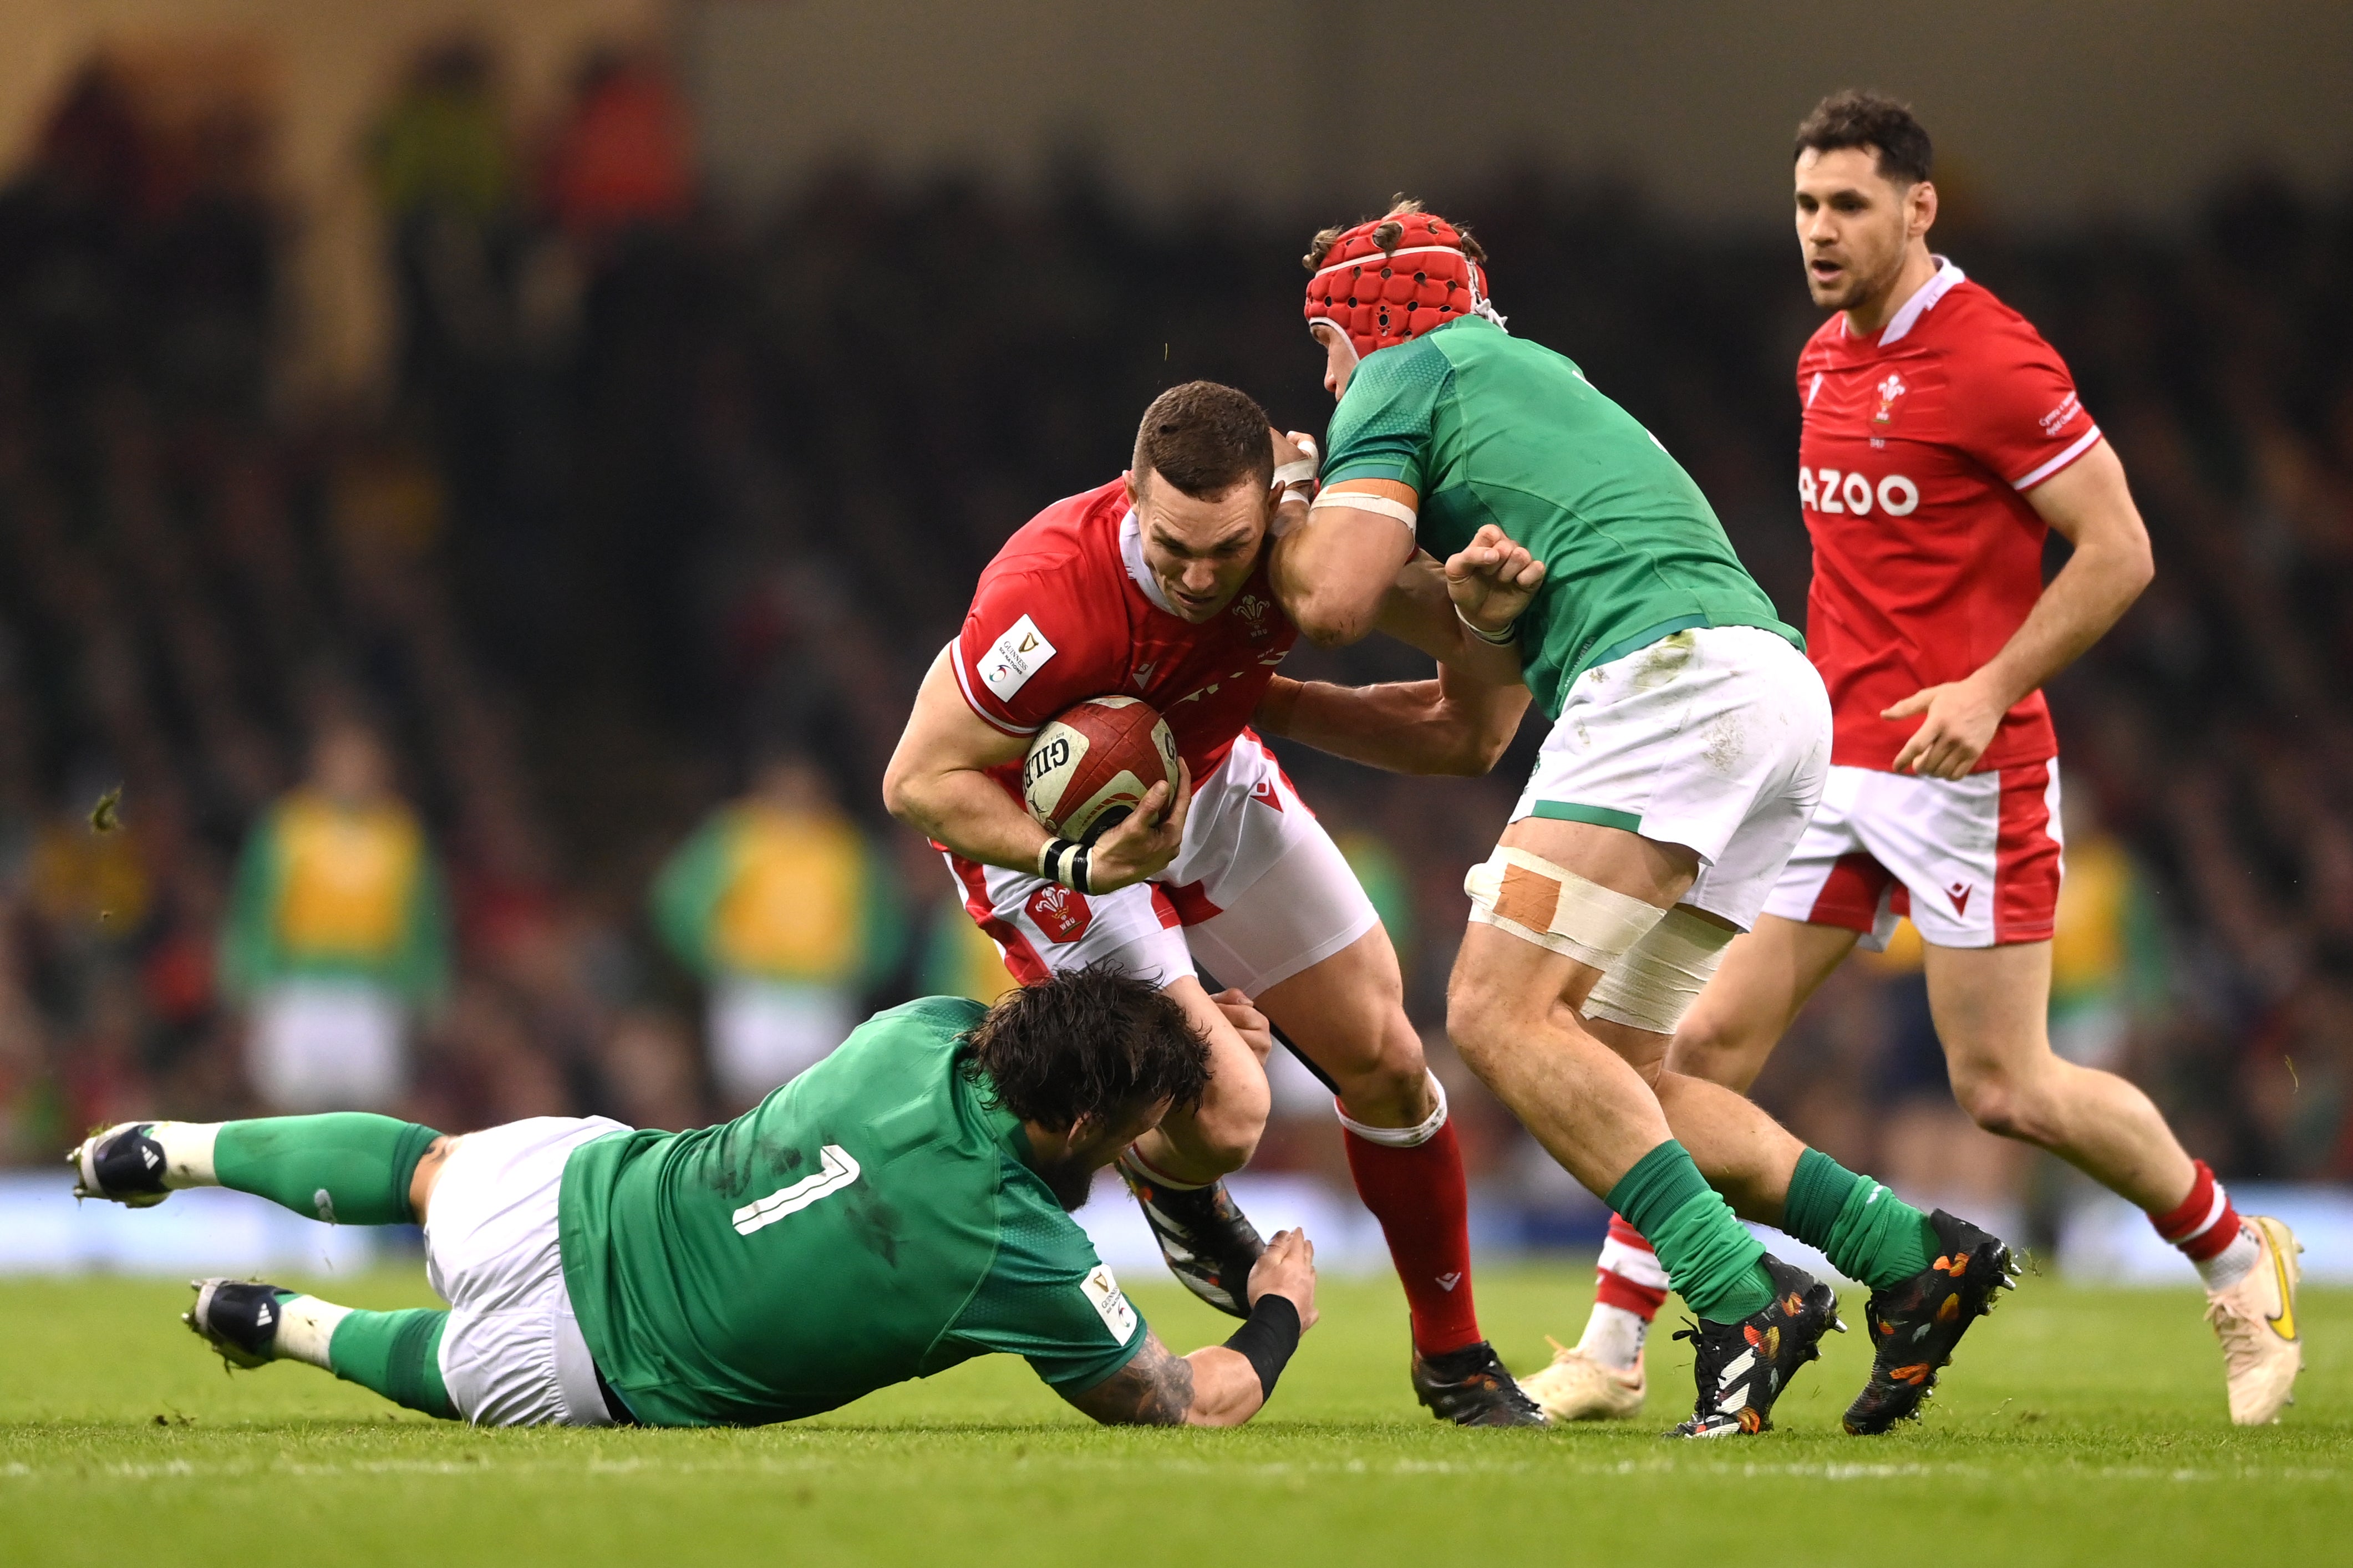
[1022, 696, 1181, 843]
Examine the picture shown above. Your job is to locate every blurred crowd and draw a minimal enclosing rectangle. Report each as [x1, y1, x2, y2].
[2, 42, 2349, 1243]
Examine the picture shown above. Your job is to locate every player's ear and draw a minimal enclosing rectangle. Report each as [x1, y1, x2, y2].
[1910, 180, 1938, 241]
[1122, 469, 1141, 508]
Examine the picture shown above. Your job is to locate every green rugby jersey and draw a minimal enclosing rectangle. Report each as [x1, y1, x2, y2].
[557, 996, 1147, 1426]
[1321, 315, 1799, 719]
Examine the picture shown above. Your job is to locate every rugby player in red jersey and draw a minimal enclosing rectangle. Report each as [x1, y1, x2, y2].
[1538, 92, 2303, 1428]
[884, 380, 1546, 1424]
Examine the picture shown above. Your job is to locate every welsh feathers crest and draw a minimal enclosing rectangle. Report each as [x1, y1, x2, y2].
[1872, 371, 1908, 426]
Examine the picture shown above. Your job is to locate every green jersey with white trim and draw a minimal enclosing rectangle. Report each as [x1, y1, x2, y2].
[557, 996, 1147, 1426]
[1320, 315, 1799, 719]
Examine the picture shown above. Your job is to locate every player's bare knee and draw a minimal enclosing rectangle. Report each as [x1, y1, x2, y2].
[1442, 987, 1510, 1075]
[1951, 1067, 2056, 1146]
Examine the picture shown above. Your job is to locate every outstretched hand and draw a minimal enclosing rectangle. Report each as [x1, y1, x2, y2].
[1443, 524, 1546, 638]
[1246, 1228, 1319, 1331]
[1081, 758, 1193, 892]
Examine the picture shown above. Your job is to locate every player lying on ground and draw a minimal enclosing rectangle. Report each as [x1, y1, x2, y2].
[1264, 199, 2014, 1437]
[70, 969, 1319, 1428]
[885, 380, 1544, 1425]
[1544, 91, 2303, 1429]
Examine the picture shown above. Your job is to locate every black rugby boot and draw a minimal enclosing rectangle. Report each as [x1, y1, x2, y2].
[185, 1279, 288, 1370]
[1843, 1209, 2019, 1434]
[71, 1122, 173, 1207]
[1411, 1339, 1549, 1427]
[1671, 1253, 1844, 1437]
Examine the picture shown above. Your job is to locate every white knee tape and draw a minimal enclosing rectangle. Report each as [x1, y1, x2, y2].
[1462, 847, 1668, 970]
[1334, 1072, 1448, 1148]
[1583, 907, 1735, 1035]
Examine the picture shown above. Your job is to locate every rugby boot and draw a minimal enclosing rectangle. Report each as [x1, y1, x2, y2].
[1519, 1337, 1645, 1422]
[1116, 1155, 1264, 1318]
[1670, 1253, 1843, 1437]
[185, 1279, 287, 1370]
[1411, 1339, 1548, 1427]
[1843, 1209, 2017, 1434]
[70, 1122, 172, 1208]
[2208, 1215, 2303, 1425]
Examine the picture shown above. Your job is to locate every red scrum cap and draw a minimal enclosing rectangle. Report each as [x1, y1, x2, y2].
[1302, 206, 1506, 360]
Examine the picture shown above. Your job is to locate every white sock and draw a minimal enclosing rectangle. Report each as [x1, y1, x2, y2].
[272, 1294, 352, 1370]
[2196, 1223, 2260, 1293]
[1576, 1303, 1649, 1371]
[145, 1121, 223, 1188]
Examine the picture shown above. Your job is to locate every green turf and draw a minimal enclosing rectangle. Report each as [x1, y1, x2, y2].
[2, 1262, 2344, 1565]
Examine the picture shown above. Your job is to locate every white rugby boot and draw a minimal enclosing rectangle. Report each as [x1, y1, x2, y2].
[1518, 1337, 1645, 1422]
[2206, 1215, 2303, 1426]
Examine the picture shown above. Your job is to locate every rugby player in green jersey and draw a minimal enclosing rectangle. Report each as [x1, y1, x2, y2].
[68, 969, 1319, 1428]
[1259, 200, 2015, 1435]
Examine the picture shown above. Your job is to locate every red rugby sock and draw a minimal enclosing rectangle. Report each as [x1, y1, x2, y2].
[1341, 1117, 1481, 1356]
[2149, 1159, 2242, 1261]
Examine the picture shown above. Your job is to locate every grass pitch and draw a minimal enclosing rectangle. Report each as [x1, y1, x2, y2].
[2, 1262, 2345, 1566]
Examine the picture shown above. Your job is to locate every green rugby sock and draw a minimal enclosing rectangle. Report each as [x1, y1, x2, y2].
[327, 1308, 457, 1420]
[1782, 1148, 1937, 1290]
[212, 1114, 442, 1226]
[1607, 1141, 1773, 1322]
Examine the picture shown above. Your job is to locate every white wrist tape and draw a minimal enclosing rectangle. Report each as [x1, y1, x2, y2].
[1583, 905, 1736, 1036]
[1333, 1072, 1449, 1148]
[1310, 491, 1419, 534]
[1274, 459, 1318, 489]
[1463, 847, 1667, 971]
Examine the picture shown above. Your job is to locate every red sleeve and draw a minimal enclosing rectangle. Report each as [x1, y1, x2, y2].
[1945, 315, 2102, 491]
[952, 567, 1111, 735]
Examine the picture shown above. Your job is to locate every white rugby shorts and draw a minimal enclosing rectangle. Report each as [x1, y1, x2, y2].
[1761, 758, 2064, 950]
[424, 1114, 631, 1427]
[1507, 624, 1832, 930]
[947, 729, 1378, 997]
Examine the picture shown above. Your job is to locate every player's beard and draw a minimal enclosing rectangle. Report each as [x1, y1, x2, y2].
[1032, 1154, 1099, 1212]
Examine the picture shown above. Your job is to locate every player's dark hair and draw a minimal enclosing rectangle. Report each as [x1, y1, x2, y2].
[1794, 90, 1933, 187]
[962, 965, 1212, 1132]
[1133, 381, 1275, 500]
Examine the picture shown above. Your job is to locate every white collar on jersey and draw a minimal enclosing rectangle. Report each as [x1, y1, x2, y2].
[1846, 256, 1966, 347]
[1119, 507, 1181, 616]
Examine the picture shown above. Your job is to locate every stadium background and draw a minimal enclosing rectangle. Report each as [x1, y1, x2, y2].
[2, 0, 2350, 1277]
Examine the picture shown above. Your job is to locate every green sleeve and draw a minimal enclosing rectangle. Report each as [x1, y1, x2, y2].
[650, 814, 735, 979]
[855, 836, 909, 990]
[217, 813, 287, 1001]
[393, 848, 452, 1006]
[1320, 335, 1450, 492]
[943, 1178, 1150, 1393]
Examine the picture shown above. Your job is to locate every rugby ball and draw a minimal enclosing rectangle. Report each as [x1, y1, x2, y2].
[1022, 696, 1182, 843]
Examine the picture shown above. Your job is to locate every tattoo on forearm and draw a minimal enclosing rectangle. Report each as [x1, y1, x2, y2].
[1068, 1334, 1194, 1426]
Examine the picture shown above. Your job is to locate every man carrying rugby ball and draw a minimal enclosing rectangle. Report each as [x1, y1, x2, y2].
[883, 380, 1543, 1425]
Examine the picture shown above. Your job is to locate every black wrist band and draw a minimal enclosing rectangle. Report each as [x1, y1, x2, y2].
[1038, 838, 1093, 896]
[1222, 1293, 1302, 1400]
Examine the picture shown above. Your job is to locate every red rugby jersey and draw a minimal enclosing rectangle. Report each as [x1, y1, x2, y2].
[952, 478, 1297, 800]
[1795, 261, 2102, 773]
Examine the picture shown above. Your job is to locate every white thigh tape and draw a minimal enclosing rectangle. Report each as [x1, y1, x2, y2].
[1334, 1072, 1448, 1148]
[1462, 847, 1666, 970]
[1310, 490, 1419, 534]
[1583, 906, 1736, 1035]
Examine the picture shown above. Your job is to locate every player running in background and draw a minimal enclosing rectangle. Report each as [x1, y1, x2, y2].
[71, 969, 1322, 1429]
[1546, 92, 2303, 1429]
[884, 381, 1544, 1425]
[1266, 199, 2014, 1437]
